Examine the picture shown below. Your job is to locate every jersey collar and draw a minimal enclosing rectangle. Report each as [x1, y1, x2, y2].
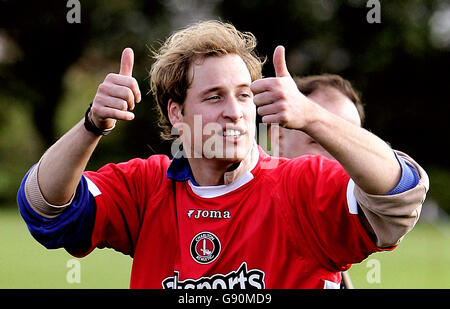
[166, 147, 199, 186]
[166, 142, 259, 187]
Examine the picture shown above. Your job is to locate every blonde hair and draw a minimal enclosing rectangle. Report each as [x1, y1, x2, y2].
[150, 20, 264, 140]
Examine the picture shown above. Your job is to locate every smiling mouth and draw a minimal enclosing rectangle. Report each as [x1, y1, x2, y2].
[220, 129, 244, 137]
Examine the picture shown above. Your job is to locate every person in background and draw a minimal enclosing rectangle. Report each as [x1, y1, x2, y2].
[271, 74, 365, 160]
[270, 73, 420, 288]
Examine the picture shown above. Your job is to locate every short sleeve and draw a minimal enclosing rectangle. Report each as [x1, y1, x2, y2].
[284, 155, 382, 272]
[83, 155, 170, 257]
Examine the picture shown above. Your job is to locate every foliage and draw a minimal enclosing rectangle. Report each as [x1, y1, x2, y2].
[0, 0, 449, 209]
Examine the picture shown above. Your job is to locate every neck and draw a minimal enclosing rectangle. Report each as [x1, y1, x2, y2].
[188, 158, 240, 186]
[187, 144, 258, 186]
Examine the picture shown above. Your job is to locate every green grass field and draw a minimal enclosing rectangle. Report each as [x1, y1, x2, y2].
[1, 207, 449, 289]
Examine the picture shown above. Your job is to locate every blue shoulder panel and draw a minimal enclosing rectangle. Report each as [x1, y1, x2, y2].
[17, 168, 96, 256]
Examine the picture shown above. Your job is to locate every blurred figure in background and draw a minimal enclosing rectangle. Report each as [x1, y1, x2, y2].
[270, 73, 412, 288]
[271, 74, 365, 160]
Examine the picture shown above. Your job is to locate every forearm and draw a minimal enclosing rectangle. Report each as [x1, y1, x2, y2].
[35, 49, 139, 206]
[304, 103, 401, 195]
[38, 119, 101, 205]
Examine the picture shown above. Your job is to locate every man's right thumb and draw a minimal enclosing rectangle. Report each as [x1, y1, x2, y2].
[119, 48, 134, 76]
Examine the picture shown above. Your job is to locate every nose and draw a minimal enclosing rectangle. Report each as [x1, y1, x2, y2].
[222, 95, 243, 121]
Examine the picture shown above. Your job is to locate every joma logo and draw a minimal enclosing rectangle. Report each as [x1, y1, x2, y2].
[187, 209, 231, 220]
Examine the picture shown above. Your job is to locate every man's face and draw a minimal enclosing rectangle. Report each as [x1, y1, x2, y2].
[171, 54, 256, 163]
[271, 86, 361, 160]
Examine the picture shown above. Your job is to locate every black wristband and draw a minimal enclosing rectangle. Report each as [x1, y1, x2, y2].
[84, 103, 115, 136]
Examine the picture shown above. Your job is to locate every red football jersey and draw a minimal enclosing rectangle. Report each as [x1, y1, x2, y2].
[82, 147, 384, 288]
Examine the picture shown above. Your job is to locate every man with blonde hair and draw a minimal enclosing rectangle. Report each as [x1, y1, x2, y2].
[18, 20, 428, 289]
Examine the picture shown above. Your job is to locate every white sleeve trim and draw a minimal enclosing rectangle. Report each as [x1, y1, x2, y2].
[84, 176, 102, 197]
[346, 178, 358, 215]
[323, 279, 340, 289]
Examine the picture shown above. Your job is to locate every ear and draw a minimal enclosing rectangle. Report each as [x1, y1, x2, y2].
[167, 99, 183, 126]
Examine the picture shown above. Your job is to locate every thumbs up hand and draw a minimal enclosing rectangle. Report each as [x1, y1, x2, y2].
[251, 46, 312, 130]
[90, 48, 142, 130]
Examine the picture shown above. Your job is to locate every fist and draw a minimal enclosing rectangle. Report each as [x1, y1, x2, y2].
[91, 48, 142, 130]
[251, 46, 311, 130]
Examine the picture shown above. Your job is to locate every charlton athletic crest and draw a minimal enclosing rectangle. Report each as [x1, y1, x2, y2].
[190, 232, 221, 264]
